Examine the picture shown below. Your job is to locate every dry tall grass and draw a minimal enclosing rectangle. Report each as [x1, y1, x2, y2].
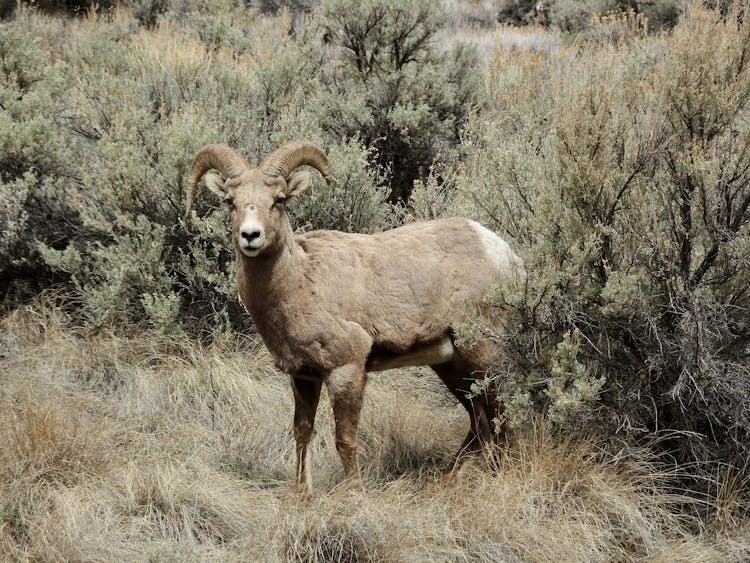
[1, 300, 748, 561]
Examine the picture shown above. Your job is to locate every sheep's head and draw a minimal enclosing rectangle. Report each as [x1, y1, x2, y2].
[186, 142, 332, 258]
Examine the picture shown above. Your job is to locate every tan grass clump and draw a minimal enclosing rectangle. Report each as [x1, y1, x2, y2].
[2, 304, 748, 561]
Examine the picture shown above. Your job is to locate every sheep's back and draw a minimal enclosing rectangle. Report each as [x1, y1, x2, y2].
[296, 218, 522, 353]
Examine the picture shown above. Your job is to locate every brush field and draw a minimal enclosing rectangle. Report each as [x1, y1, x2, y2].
[2, 0, 750, 560]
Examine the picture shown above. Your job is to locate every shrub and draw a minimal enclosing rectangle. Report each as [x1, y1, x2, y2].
[447, 4, 750, 467]
[307, 0, 481, 202]
[1, 6, 398, 335]
[495, 0, 683, 32]
[290, 140, 393, 233]
[0, 13, 215, 333]
[35, 19, 262, 336]
[0, 21, 84, 302]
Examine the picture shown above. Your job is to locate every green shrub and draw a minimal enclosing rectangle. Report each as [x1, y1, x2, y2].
[1, 5, 399, 335]
[446, 4, 750, 466]
[495, 0, 683, 32]
[0, 10, 239, 329]
[44, 20, 264, 335]
[308, 0, 481, 202]
[290, 140, 394, 233]
[0, 22, 84, 301]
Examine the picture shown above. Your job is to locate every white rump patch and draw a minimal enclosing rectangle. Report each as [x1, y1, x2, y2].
[468, 220, 522, 271]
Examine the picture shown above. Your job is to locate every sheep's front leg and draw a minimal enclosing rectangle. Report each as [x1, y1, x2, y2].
[326, 363, 367, 490]
[291, 376, 322, 495]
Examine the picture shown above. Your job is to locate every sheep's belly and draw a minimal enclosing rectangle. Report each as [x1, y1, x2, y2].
[365, 336, 455, 372]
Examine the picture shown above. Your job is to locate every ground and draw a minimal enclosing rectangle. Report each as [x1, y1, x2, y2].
[1, 303, 748, 561]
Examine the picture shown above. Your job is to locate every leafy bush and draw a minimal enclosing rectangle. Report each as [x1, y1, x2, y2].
[308, 0, 481, 202]
[0, 22, 84, 301]
[495, 0, 683, 32]
[0, 10, 220, 331]
[441, 4, 750, 466]
[0, 5, 401, 335]
[290, 140, 394, 233]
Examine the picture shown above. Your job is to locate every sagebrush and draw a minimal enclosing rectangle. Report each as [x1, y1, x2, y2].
[421, 3, 750, 468]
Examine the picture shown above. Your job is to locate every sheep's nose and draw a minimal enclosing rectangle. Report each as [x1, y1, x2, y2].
[241, 227, 263, 243]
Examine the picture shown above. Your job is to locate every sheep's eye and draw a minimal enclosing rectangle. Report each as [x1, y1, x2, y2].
[273, 195, 286, 207]
[225, 197, 235, 210]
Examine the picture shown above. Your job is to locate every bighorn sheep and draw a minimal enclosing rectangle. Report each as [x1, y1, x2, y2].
[186, 141, 523, 492]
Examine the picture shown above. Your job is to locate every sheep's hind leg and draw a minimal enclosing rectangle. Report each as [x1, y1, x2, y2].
[291, 375, 322, 496]
[325, 363, 367, 490]
[432, 359, 494, 477]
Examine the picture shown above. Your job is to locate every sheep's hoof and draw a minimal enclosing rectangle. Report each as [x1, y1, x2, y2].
[334, 477, 365, 495]
[288, 484, 313, 503]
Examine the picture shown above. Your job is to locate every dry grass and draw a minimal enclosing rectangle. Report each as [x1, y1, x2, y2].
[442, 23, 562, 63]
[1, 300, 748, 561]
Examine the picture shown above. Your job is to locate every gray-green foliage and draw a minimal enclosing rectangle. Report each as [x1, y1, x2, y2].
[1, 5, 401, 335]
[34, 17, 250, 335]
[0, 23, 82, 299]
[308, 0, 481, 201]
[290, 141, 393, 233]
[495, 0, 683, 31]
[438, 4, 750, 465]
[0, 10, 229, 332]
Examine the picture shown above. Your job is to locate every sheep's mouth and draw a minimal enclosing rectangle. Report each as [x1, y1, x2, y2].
[238, 236, 265, 257]
[240, 244, 262, 257]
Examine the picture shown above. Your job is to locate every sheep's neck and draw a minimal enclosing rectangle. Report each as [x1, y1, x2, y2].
[236, 221, 304, 330]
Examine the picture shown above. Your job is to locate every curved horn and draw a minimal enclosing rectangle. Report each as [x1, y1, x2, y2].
[185, 144, 249, 216]
[260, 141, 333, 185]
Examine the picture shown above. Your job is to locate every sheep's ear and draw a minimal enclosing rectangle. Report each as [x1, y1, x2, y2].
[204, 172, 227, 197]
[287, 171, 312, 198]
